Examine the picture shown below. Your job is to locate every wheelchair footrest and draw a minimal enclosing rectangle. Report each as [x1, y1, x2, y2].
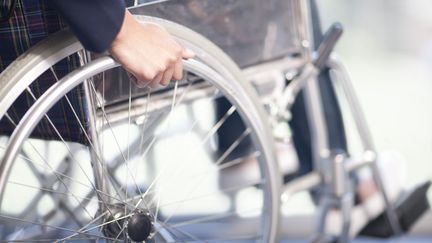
[360, 180, 431, 238]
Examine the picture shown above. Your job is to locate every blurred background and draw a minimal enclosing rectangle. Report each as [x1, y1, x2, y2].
[318, 0, 432, 200]
[282, 0, 432, 240]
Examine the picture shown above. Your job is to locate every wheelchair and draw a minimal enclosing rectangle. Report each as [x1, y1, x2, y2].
[0, 0, 427, 242]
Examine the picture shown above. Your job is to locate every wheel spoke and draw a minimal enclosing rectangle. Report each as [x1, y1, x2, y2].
[88, 80, 145, 198]
[0, 214, 115, 241]
[56, 211, 135, 242]
[130, 82, 201, 211]
[161, 128, 251, 225]
[134, 98, 231, 214]
[23, 88, 98, 219]
[0, 146, 129, 206]
[158, 221, 205, 242]
[170, 207, 263, 228]
[24, 86, 131, 235]
[148, 179, 265, 211]
[50, 67, 127, 205]
[1, 52, 276, 242]
[7, 181, 105, 206]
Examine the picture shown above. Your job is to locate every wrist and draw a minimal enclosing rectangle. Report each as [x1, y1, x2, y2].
[110, 10, 136, 51]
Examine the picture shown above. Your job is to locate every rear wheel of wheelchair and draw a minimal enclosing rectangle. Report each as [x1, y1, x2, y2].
[0, 16, 281, 242]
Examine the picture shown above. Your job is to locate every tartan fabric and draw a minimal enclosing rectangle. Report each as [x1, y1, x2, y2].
[0, 0, 66, 69]
[0, 0, 88, 144]
[0, 0, 16, 23]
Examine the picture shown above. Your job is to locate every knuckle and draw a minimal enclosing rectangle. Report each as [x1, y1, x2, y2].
[166, 56, 177, 65]
[150, 64, 163, 74]
[157, 64, 166, 72]
[169, 43, 182, 56]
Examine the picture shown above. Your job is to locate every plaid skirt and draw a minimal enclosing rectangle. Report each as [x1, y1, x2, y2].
[0, 0, 88, 144]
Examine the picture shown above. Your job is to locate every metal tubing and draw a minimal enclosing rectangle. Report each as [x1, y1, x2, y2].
[328, 56, 402, 234]
[278, 63, 318, 111]
[0, 57, 282, 242]
[339, 192, 354, 243]
[0, 57, 118, 210]
[293, 0, 330, 172]
[291, 0, 334, 239]
[0, 31, 81, 120]
[303, 76, 331, 173]
[332, 153, 346, 198]
[281, 171, 322, 203]
[345, 154, 374, 172]
[316, 197, 334, 235]
[327, 57, 376, 151]
[78, 51, 110, 205]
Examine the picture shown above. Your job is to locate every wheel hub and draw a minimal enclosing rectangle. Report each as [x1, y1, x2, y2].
[102, 204, 154, 241]
[102, 204, 127, 239]
[127, 211, 154, 241]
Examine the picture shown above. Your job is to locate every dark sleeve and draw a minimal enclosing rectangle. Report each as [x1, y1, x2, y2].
[51, 0, 126, 53]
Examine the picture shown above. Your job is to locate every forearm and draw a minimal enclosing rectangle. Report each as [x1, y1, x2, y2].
[51, 0, 126, 53]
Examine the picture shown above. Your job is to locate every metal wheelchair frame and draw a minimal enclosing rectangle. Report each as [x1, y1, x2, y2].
[0, 0, 403, 242]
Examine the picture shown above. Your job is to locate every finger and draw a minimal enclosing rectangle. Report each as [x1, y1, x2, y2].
[173, 59, 183, 81]
[161, 66, 175, 86]
[136, 77, 152, 89]
[149, 72, 164, 88]
[182, 48, 195, 59]
[128, 72, 139, 86]
[127, 67, 152, 89]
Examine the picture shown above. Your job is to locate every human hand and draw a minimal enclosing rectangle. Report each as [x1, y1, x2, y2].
[109, 11, 195, 88]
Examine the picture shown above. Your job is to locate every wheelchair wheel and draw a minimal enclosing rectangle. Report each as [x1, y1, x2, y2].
[0, 16, 281, 242]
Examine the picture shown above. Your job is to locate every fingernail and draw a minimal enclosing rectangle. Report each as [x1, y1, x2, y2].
[150, 83, 162, 89]
[183, 48, 196, 58]
[136, 81, 149, 89]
